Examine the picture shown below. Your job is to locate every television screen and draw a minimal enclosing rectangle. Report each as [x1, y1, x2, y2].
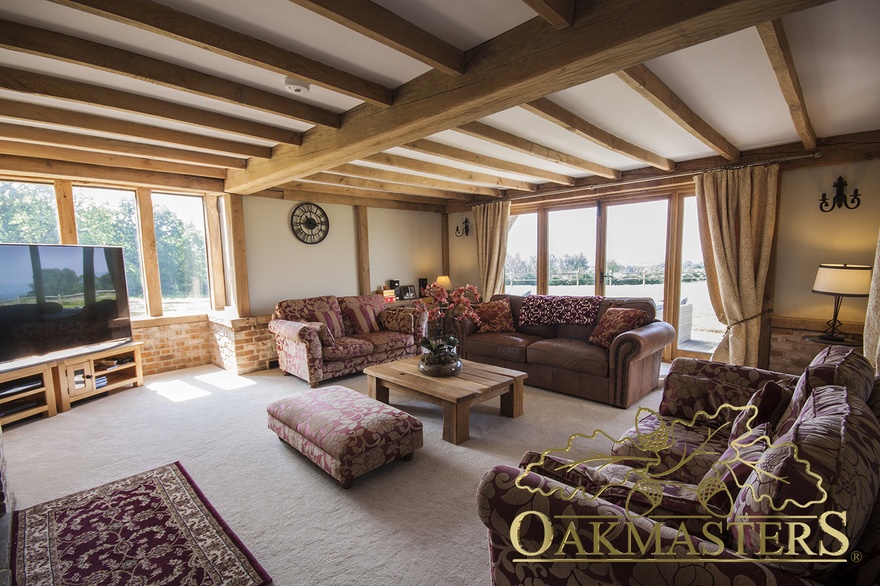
[0, 244, 132, 366]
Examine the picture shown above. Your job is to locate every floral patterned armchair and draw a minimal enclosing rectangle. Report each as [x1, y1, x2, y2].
[478, 346, 880, 585]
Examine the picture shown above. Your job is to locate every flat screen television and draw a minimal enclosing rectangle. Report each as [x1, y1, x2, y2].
[0, 243, 132, 368]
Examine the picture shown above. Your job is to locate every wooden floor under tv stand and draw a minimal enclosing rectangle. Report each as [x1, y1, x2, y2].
[53, 342, 144, 412]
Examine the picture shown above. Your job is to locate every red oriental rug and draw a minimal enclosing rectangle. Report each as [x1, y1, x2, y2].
[11, 462, 271, 586]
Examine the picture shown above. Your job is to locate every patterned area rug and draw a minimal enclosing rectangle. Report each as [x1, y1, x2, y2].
[11, 462, 271, 586]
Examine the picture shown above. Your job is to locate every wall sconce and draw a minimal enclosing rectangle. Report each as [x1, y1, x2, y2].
[455, 218, 470, 237]
[819, 176, 861, 212]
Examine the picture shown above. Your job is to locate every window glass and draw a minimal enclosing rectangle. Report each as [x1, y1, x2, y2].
[605, 200, 667, 308]
[505, 213, 537, 295]
[548, 207, 597, 295]
[73, 186, 146, 317]
[678, 197, 724, 352]
[0, 181, 59, 244]
[151, 193, 210, 314]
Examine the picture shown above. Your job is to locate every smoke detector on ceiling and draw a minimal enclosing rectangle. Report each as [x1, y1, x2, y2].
[283, 77, 310, 95]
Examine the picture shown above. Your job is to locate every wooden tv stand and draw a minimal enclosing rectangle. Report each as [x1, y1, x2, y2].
[0, 363, 58, 426]
[53, 342, 144, 412]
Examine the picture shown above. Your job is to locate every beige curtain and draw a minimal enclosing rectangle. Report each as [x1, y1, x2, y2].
[695, 164, 779, 366]
[864, 226, 880, 375]
[473, 200, 510, 299]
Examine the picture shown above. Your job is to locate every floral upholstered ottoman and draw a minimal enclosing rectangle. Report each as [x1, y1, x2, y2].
[267, 385, 423, 488]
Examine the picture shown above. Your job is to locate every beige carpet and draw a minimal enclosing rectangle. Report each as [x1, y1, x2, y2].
[3, 365, 663, 586]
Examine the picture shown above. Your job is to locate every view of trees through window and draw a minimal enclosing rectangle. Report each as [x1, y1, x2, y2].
[152, 193, 210, 314]
[505, 213, 537, 295]
[549, 207, 597, 295]
[0, 181, 60, 244]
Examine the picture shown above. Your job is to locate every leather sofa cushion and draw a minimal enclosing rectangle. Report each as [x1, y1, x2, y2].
[465, 332, 545, 363]
[527, 338, 608, 377]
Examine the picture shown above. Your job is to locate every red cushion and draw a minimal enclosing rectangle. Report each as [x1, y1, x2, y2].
[476, 298, 515, 333]
[346, 305, 380, 335]
[587, 307, 649, 349]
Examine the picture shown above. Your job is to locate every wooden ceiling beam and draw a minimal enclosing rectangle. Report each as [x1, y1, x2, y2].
[360, 152, 535, 191]
[327, 163, 496, 198]
[287, 0, 464, 76]
[756, 19, 817, 150]
[277, 181, 452, 207]
[522, 98, 675, 170]
[0, 140, 226, 178]
[0, 122, 246, 168]
[0, 154, 224, 193]
[455, 121, 620, 178]
[519, 0, 574, 29]
[403, 139, 575, 185]
[0, 99, 269, 159]
[47, 0, 393, 106]
[301, 172, 472, 200]
[616, 64, 740, 161]
[0, 20, 340, 129]
[254, 187, 446, 213]
[0, 67, 301, 145]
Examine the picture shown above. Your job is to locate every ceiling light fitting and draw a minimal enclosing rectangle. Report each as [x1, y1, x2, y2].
[819, 175, 861, 212]
[283, 77, 310, 95]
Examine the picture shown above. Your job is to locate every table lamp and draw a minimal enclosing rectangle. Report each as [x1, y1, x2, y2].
[435, 275, 453, 291]
[811, 264, 871, 341]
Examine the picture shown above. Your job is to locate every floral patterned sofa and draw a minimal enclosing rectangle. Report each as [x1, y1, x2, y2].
[269, 294, 427, 387]
[459, 294, 676, 408]
[477, 346, 880, 585]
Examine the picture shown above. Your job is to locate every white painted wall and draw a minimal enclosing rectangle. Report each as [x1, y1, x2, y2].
[774, 160, 880, 322]
[448, 210, 480, 289]
[367, 208, 442, 292]
[242, 197, 359, 315]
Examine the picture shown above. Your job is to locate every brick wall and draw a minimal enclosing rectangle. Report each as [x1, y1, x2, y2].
[132, 316, 213, 376]
[209, 314, 276, 375]
[768, 316, 864, 375]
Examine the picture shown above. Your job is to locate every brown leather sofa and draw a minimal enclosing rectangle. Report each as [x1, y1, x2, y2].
[459, 295, 675, 408]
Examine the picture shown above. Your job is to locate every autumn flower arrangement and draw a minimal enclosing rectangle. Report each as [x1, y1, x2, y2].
[413, 282, 481, 375]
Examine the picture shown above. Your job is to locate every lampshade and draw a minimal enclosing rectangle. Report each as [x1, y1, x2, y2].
[811, 264, 872, 297]
[435, 275, 453, 290]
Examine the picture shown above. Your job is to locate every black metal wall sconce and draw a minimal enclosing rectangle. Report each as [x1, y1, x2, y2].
[455, 218, 470, 237]
[819, 176, 861, 212]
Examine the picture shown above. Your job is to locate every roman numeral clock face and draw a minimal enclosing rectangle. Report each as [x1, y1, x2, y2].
[289, 202, 329, 244]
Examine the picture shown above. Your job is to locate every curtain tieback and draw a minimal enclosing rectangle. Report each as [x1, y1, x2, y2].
[724, 308, 773, 335]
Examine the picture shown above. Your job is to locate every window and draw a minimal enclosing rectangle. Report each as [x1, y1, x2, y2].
[73, 186, 146, 317]
[604, 200, 668, 308]
[151, 193, 210, 314]
[0, 181, 59, 244]
[548, 207, 597, 295]
[678, 197, 724, 353]
[505, 213, 537, 295]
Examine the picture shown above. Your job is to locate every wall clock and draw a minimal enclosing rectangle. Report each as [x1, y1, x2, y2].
[289, 202, 329, 244]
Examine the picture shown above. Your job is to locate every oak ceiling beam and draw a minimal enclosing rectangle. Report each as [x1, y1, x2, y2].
[226, 0, 830, 193]
[455, 121, 620, 178]
[756, 19, 817, 150]
[0, 67, 301, 145]
[0, 154, 224, 193]
[327, 163, 496, 199]
[361, 152, 536, 191]
[0, 140, 226, 178]
[403, 139, 575, 185]
[47, 0, 393, 106]
[0, 122, 246, 168]
[0, 20, 340, 129]
[281, 180, 459, 207]
[520, 0, 575, 29]
[0, 99, 269, 159]
[301, 172, 471, 200]
[522, 98, 675, 170]
[255, 187, 446, 214]
[287, 0, 465, 76]
[615, 64, 740, 161]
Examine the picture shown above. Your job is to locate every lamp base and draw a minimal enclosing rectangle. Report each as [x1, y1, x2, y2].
[818, 333, 846, 343]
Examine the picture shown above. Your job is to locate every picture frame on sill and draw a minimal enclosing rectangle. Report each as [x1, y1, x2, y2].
[399, 285, 417, 300]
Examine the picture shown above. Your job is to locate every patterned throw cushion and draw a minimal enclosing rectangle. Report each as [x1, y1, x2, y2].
[346, 305, 380, 335]
[519, 295, 603, 326]
[729, 380, 792, 439]
[302, 321, 335, 346]
[701, 423, 772, 512]
[309, 309, 346, 339]
[587, 308, 649, 350]
[476, 298, 515, 333]
[659, 372, 755, 427]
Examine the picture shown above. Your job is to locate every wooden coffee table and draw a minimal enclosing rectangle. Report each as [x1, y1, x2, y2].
[364, 356, 527, 444]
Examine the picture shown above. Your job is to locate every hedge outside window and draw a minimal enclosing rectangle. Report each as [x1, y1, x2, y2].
[505, 212, 537, 295]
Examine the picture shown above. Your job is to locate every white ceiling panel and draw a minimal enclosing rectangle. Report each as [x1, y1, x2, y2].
[385, 147, 548, 184]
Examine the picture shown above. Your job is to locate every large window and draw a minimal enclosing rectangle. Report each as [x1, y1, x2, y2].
[152, 193, 210, 314]
[605, 200, 668, 308]
[548, 207, 597, 295]
[0, 181, 59, 244]
[73, 187, 146, 317]
[505, 213, 537, 295]
[678, 197, 724, 352]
